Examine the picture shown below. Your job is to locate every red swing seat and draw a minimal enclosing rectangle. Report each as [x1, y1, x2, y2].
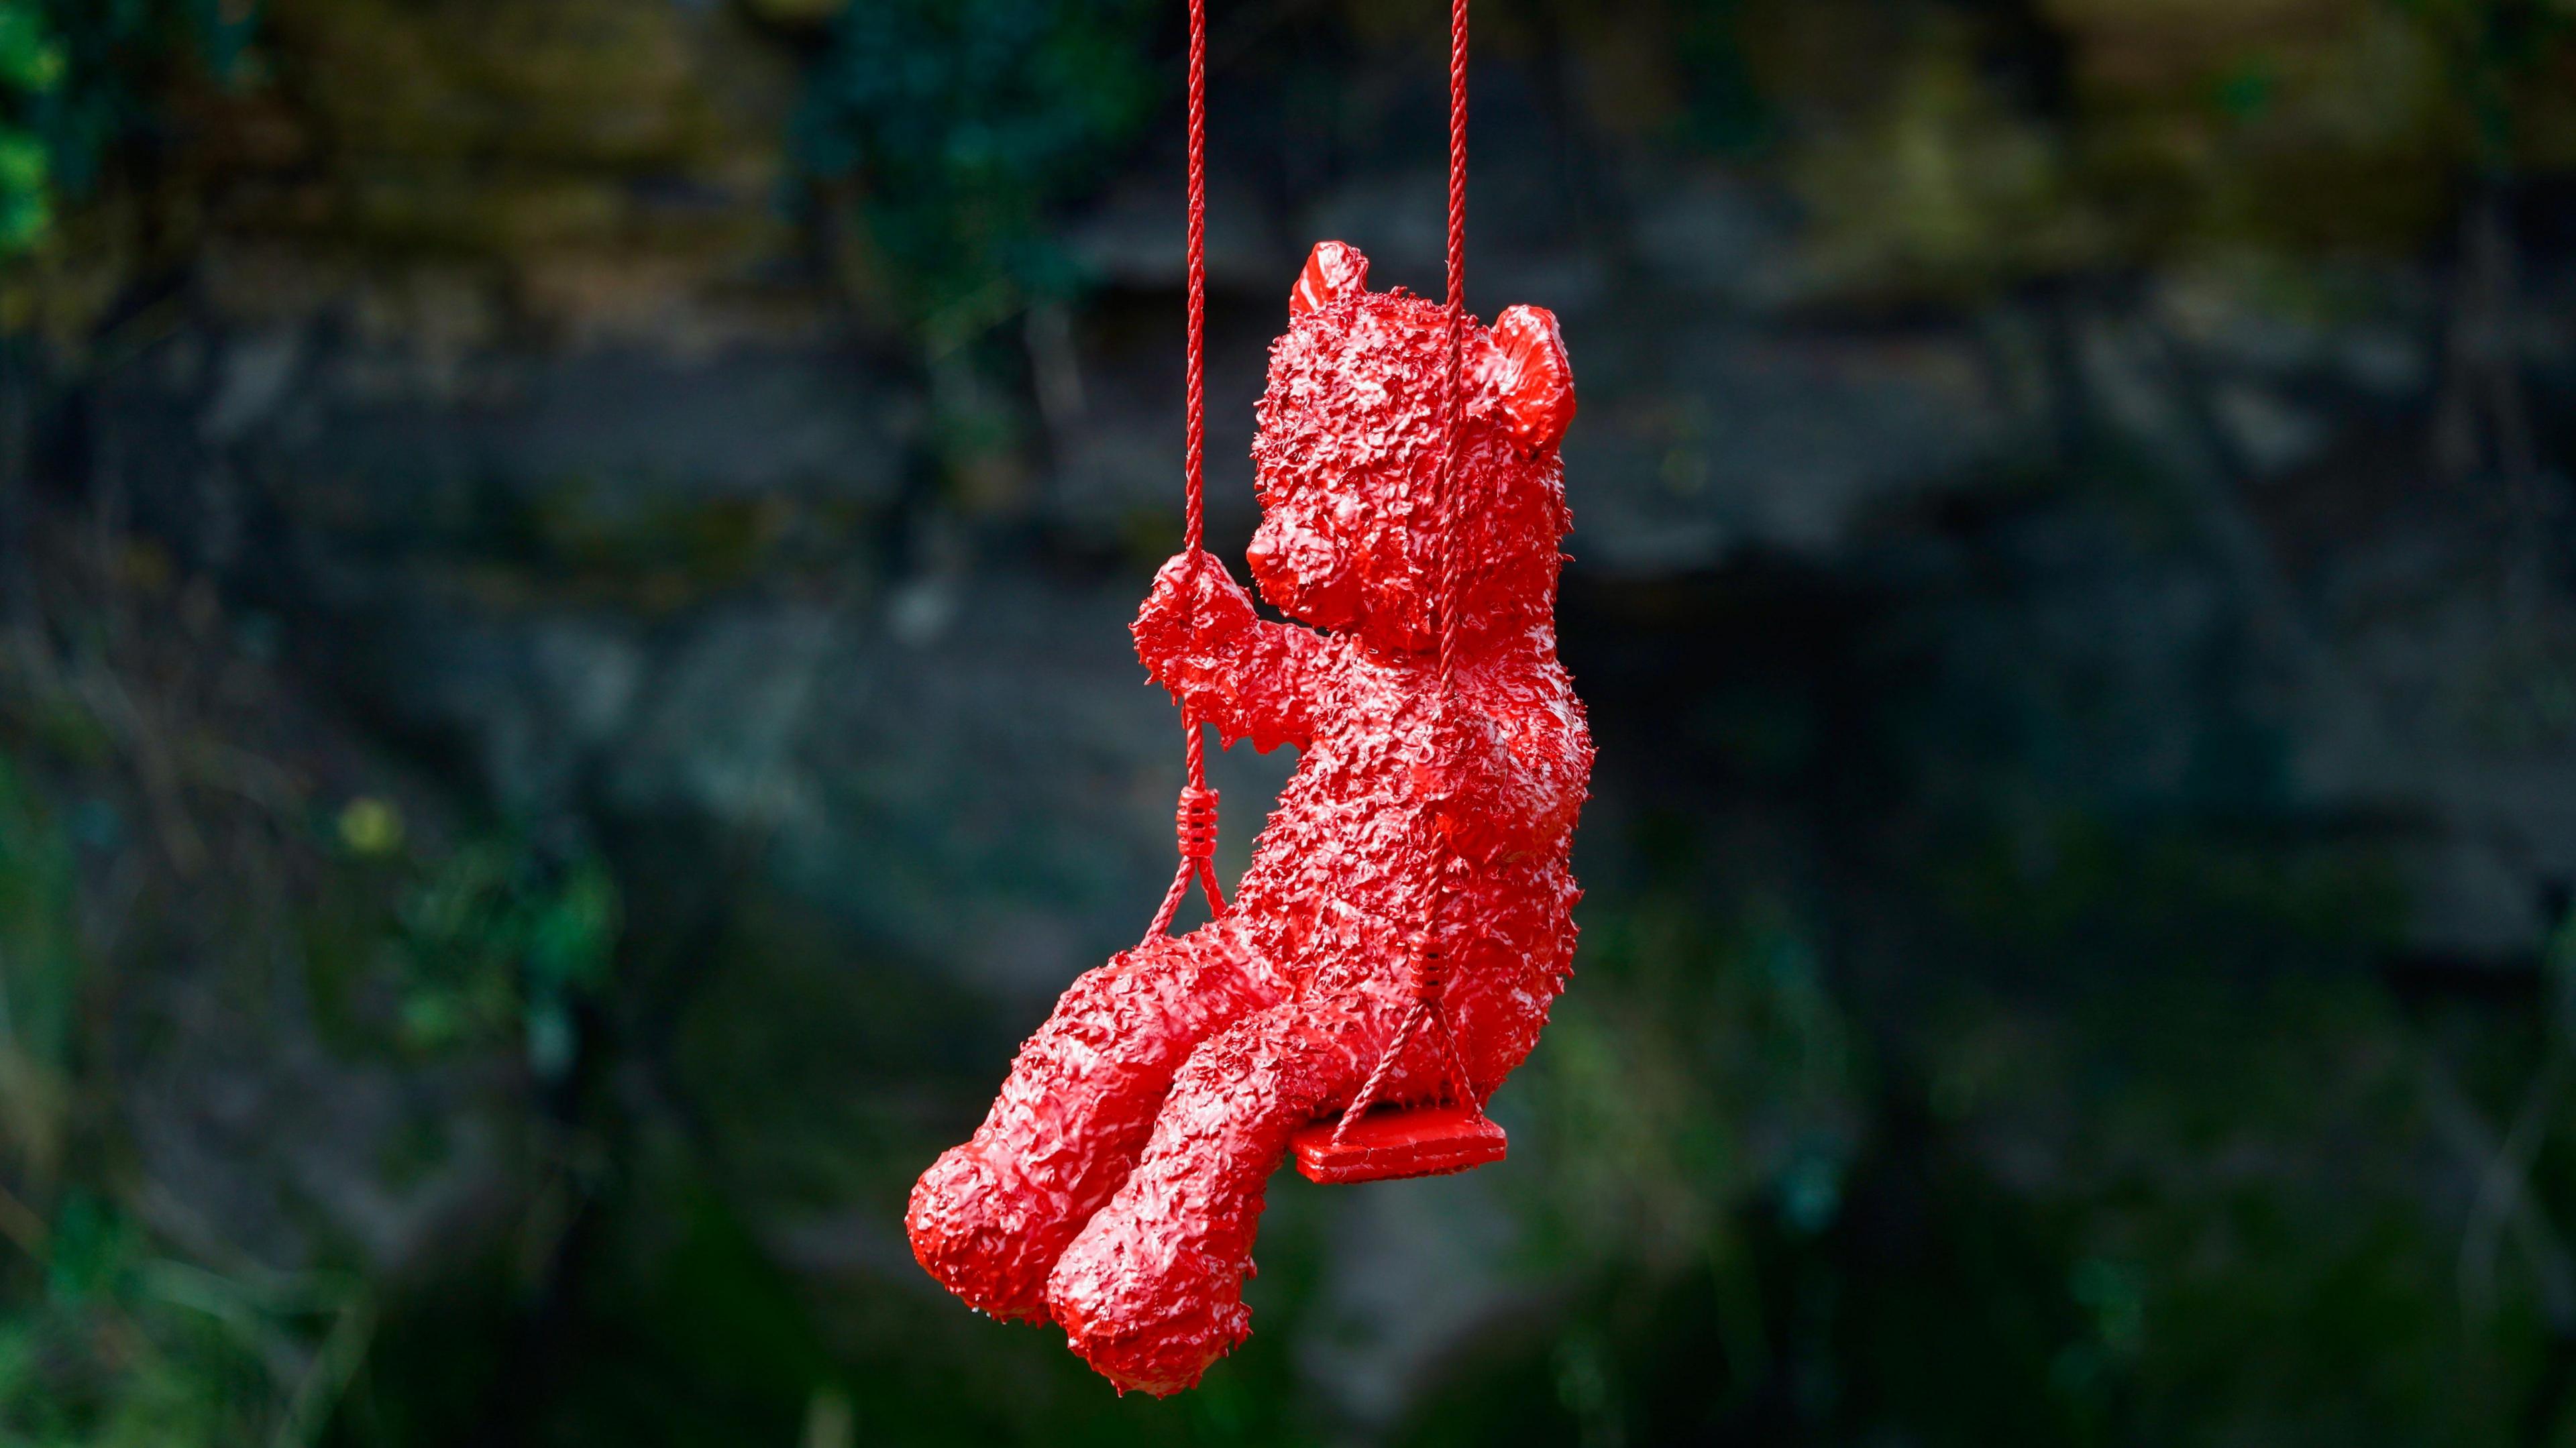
[1291, 1103, 1505, 1184]
[1291, 971, 1503, 1184]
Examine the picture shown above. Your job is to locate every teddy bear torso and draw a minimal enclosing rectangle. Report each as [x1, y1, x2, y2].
[1224, 630, 1585, 1095]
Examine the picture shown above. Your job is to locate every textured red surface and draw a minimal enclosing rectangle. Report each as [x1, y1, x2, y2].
[1291, 1104, 1507, 1184]
[906, 243, 1592, 1396]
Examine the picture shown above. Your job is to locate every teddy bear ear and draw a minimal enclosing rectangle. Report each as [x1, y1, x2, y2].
[1289, 241, 1369, 318]
[1490, 304, 1576, 451]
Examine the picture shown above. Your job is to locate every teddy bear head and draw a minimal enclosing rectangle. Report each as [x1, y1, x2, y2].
[1246, 241, 1576, 657]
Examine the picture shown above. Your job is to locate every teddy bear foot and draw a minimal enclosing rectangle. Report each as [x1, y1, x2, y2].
[906, 1144, 1065, 1323]
[1046, 1231, 1252, 1397]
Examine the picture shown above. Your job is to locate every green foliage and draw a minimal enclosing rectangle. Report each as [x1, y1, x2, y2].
[1520, 888, 1863, 1277]
[0, 755, 75, 1190]
[0, 753, 370, 1447]
[0, 1194, 366, 1448]
[1672, 0, 1771, 155]
[0, 3, 63, 255]
[391, 836, 621, 1082]
[792, 0, 1159, 325]
[35, 0, 253, 188]
[2396, 0, 2576, 170]
[0, 0, 254, 258]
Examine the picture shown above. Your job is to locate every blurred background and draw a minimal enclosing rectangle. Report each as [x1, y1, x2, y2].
[0, 0, 2573, 1442]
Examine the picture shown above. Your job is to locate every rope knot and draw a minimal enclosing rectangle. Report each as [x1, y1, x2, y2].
[1175, 785, 1220, 862]
[1409, 932, 1446, 1005]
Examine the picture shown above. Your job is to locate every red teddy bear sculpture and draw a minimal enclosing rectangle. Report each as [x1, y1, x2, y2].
[907, 241, 1593, 1396]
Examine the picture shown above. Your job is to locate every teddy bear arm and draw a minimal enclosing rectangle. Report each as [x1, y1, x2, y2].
[1136, 586, 1328, 753]
[1155, 617, 1324, 753]
[1134, 555, 1308, 749]
[1218, 617, 1328, 750]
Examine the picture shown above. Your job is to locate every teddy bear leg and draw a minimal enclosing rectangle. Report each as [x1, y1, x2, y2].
[907, 926, 1281, 1323]
[1044, 1001, 1363, 1395]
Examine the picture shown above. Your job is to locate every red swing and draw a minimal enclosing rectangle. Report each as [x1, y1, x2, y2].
[1142, 0, 1501, 1186]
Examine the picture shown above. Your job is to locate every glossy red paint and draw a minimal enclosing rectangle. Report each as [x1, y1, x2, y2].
[1291, 1103, 1507, 1183]
[905, 242, 1591, 1397]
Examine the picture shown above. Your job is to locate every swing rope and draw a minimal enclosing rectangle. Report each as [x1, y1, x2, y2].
[1332, 0, 1479, 1146]
[1146, 0, 1487, 1140]
[1142, 0, 1227, 948]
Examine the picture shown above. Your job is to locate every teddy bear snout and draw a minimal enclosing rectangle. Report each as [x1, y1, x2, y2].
[1247, 510, 1359, 628]
[1242, 517, 1280, 577]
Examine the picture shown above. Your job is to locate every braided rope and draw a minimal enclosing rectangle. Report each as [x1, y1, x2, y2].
[1142, 0, 1228, 950]
[1332, 0, 1478, 1145]
[1143, 783, 1226, 942]
[1435, 0, 1470, 711]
